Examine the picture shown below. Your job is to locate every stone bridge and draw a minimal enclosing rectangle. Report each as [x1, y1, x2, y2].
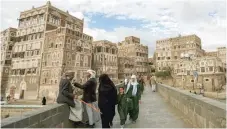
[1, 84, 226, 128]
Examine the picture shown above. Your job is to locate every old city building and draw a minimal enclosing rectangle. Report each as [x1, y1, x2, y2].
[0, 28, 17, 99]
[155, 34, 204, 71]
[7, 2, 51, 100]
[204, 51, 217, 57]
[217, 47, 226, 65]
[203, 47, 226, 65]
[40, 27, 92, 99]
[118, 56, 135, 81]
[92, 40, 118, 83]
[118, 36, 149, 75]
[155, 34, 226, 92]
[4, 1, 92, 100]
[204, 47, 226, 65]
[173, 56, 226, 92]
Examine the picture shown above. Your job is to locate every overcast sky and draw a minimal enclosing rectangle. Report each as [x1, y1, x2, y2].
[1, 0, 226, 57]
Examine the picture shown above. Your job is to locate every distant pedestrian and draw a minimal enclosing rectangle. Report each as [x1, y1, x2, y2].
[42, 97, 46, 105]
[7, 95, 10, 101]
[138, 75, 145, 94]
[98, 74, 117, 128]
[149, 75, 156, 92]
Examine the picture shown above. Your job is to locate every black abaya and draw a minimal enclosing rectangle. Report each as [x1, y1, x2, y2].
[98, 74, 117, 128]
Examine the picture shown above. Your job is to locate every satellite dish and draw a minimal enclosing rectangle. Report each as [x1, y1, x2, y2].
[180, 53, 184, 58]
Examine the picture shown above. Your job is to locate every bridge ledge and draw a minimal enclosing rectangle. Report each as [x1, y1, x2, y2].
[157, 83, 226, 128]
[1, 104, 71, 128]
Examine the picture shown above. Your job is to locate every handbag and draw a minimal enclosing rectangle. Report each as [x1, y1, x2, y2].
[69, 99, 83, 122]
[92, 102, 101, 123]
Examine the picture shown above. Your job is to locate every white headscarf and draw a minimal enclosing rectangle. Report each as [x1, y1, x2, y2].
[126, 75, 138, 96]
[124, 78, 128, 84]
[87, 69, 96, 79]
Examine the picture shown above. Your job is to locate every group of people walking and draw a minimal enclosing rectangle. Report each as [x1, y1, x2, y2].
[56, 69, 156, 128]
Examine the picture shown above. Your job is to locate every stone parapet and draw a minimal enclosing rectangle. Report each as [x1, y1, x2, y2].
[157, 83, 226, 128]
[1, 105, 43, 119]
[1, 83, 124, 128]
[1, 104, 72, 128]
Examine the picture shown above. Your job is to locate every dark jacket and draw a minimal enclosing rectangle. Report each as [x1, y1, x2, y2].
[73, 78, 97, 103]
[57, 78, 75, 107]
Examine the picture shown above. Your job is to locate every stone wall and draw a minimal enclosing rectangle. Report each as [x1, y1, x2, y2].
[1, 104, 72, 128]
[157, 83, 226, 128]
[1, 105, 42, 119]
[175, 74, 226, 91]
[1, 83, 124, 128]
[156, 74, 226, 92]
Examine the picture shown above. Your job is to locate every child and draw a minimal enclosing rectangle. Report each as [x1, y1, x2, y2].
[117, 87, 127, 128]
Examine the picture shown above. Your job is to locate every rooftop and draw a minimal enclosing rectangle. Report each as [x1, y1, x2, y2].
[156, 34, 200, 42]
[19, 1, 83, 22]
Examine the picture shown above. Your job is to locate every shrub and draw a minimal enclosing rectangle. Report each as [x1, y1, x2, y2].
[155, 70, 171, 78]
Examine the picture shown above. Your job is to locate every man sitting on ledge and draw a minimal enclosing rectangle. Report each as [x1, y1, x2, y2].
[57, 71, 77, 108]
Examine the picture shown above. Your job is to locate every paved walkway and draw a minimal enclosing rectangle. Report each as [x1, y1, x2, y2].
[98, 86, 192, 128]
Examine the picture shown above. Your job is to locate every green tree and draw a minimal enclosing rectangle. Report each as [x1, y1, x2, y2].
[155, 70, 170, 78]
[155, 66, 176, 87]
[163, 66, 176, 87]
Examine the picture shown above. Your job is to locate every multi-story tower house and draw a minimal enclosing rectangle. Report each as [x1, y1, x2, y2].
[118, 56, 135, 81]
[0, 28, 17, 99]
[156, 34, 204, 71]
[40, 27, 92, 99]
[118, 36, 149, 75]
[217, 47, 226, 65]
[92, 40, 118, 83]
[6, 1, 91, 100]
[174, 56, 226, 91]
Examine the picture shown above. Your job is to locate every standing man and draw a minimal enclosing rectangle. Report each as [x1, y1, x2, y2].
[57, 71, 77, 108]
[125, 75, 141, 124]
[73, 69, 98, 128]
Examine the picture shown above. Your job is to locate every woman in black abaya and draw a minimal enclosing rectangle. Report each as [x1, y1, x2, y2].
[98, 74, 117, 128]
